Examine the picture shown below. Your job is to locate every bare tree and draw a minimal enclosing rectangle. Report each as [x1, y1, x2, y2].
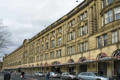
[0, 19, 10, 54]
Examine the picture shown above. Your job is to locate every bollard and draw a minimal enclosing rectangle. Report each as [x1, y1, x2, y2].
[4, 73, 11, 80]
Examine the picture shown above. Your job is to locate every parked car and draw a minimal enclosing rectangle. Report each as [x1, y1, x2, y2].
[61, 72, 77, 80]
[77, 72, 110, 80]
[50, 72, 61, 78]
[35, 72, 45, 77]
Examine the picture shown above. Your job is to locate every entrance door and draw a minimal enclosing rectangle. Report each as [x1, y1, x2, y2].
[51, 66, 60, 73]
[114, 60, 120, 75]
[98, 62, 107, 76]
[79, 64, 87, 73]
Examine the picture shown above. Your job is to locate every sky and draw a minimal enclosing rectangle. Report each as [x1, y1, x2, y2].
[0, 0, 83, 56]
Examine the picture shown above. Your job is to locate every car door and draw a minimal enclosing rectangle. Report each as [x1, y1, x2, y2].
[86, 73, 95, 80]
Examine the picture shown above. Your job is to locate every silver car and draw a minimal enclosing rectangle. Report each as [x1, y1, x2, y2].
[35, 72, 45, 77]
[77, 72, 110, 80]
[50, 72, 61, 78]
[61, 72, 77, 80]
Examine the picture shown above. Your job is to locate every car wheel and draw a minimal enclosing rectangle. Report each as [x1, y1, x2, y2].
[96, 79, 101, 80]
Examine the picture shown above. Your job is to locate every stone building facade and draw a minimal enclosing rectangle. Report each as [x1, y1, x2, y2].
[3, 0, 120, 78]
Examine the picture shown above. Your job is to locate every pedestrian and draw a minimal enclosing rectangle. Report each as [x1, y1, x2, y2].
[46, 72, 50, 80]
[21, 71, 25, 79]
[14, 71, 16, 76]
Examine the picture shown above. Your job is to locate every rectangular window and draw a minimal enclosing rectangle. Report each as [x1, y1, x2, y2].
[112, 30, 117, 43]
[85, 24, 88, 34]
[51, 40, 54, 48]
[81, 13, 84, 20]
[45, 53, 49, 60]
[46, 43, 49, 49]
[102, 16, 104, 26]
[78, 44, 81, 53]
[105, 9, 113, 24]
[50, 52, 54, 59]
[37, 46, 40, 53]
[81, 43, 84, 52]
[41, 45, 44, 51]
[106, 0, 114, 5]
[97, 36, 101, 48]
[69, 31, 75, 40]
[78, 27, 81, 37]
[58, 37, 61, 45]
[103, 34, 107, 46]
[114, 6, 120, 20]
[81, 26, 85, 36]
[56, 49, 61, 57]
[85, 11, 88, 18]
[102, 0, 105, 8]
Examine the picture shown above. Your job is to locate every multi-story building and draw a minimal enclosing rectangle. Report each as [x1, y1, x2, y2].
[3, 0, 120, 78]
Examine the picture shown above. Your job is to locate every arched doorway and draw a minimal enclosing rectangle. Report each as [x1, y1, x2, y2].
[51, 61, 60, 73]
[44, 62, 49, 72]
[97, 53, 107, 76]
[78, 57, 87, 73]
[68, 59, 75, 74]
[113, 50, 120, 75]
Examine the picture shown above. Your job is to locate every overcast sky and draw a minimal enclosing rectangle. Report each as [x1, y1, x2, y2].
[0, 0, 83, 56]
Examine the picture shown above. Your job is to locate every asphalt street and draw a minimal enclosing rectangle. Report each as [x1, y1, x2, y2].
[11, 74, 61, 80]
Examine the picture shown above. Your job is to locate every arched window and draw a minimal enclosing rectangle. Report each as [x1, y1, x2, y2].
[78, 57, 86, 62]
[113, 50, 120, 57]
[97, 53, 107, 59]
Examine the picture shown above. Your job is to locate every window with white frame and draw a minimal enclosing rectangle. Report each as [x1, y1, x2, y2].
[105, 9, 113, 24]
[81, 13, 84, 20]
[114, 6, 120, 20]
[85, 11, 88, 18]
[68, 46, 75, 55]
[58, 37, 61, 45]
[56, 49, 61, 57]
[68, 19, 75, 27]
[97, 36, 101, 48]
[103, 34, 107, 46]
[112, 30, 117, 43]
[78, 44, 81, 53]
[81, 43, 84, 52]
[85, 24, 88, 34]
[45, 53, 49, 60]
[81, 26, 85, 36]
[51, 40, 54, 48]
[106, 0, 114, 5]
[50, 51, 54, 59]
[69, 31, 75, 41]
[102, 0, 105, 8]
